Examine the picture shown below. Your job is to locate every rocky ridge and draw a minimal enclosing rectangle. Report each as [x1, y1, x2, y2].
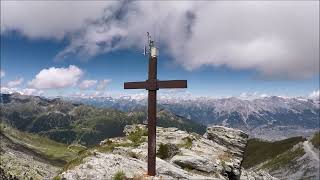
[59, 125, 276, 179]
[252, 139, 319, 180]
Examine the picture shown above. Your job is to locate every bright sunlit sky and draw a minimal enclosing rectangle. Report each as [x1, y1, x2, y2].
[0, 1, 319, 99]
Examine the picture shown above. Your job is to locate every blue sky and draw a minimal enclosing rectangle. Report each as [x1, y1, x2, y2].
[0, 1, 319, 98]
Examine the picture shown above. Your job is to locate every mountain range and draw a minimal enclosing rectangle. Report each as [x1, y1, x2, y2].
[67, 95, 320, 140]
[1, 92, 318, 142]
[0, 93, 319, 179]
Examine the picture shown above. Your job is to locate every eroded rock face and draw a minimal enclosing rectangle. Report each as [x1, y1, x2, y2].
[204, 126, 249, 157]
[60, 125, 255, 180]
[171, 153, 219, 173]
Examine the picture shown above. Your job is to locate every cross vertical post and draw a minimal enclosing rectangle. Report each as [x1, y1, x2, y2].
[147, 55, 157, 176]
[124, 33, 187, 176]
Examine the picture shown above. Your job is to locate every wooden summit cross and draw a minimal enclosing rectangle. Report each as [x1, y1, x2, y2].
[124, 33, 187, 176]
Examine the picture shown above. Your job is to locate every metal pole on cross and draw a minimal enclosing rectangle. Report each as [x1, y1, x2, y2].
[124, 32, 187, 176]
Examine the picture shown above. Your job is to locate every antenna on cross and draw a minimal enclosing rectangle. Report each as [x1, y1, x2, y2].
[143, 32, 158, 57]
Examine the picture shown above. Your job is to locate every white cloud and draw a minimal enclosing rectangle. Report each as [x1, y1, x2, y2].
[260, 94, 269, 98]
[0, 69, 5, 78]
[69, 91, 115, 98]
[0, 1, 113, 39]
[0, 86, 43, 96]
[96, 79, 111, 91]
[1, 1, 319, 79]
[309, 89, 320, 99]
[7, 77, 23, 87]
[79, 79, 98, 90]
[0, 86, 18, 94]
[239, 92, 269, 100]
[29, 65, 83, 89]
[20, 88, 44, 96]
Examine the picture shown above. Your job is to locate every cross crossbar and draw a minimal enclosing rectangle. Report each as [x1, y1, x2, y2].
[158, 80, 187, 89]
[124, 80, 187, 90]
[124, 81, 146, 89]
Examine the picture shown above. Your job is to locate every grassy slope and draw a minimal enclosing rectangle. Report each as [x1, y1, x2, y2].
[310, 131, 320, 149]
[0, 123, 79, 164]
[260, 145, 305, 171]
[242, 136, 306, 168]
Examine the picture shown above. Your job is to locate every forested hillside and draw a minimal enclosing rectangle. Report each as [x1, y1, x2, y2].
[0, 93, 206, 146]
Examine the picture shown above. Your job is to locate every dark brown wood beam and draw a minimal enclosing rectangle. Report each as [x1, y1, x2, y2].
[158, 80, 187, 89]
[124, 81, 146, 89]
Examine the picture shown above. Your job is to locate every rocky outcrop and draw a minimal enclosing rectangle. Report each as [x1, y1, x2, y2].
[171, 153, 219, 173]
[123, 124, 148, 136]
[60, 125, 253, 179]
[240, 169, 279, 180]
[204, 126, 248, 157]
[0, 133, 60, 180]
[62, 153, 219, 180]
[0, 167, 19, 180]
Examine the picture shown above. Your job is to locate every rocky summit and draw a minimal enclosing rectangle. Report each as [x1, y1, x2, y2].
[58, 125, 274, 180]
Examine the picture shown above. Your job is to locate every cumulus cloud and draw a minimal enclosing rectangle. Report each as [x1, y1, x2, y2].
[0, 1, 113, 39]
[1, 1, 319, 79]
[0, 86, 43, 96]
[0, 69, 5, 78]
[29, 65, 83, 89]
[20, 88, 44, 96]
[7, 77, 23, 87]
[79, 79, 98, 90]
[96, 79, 111, 91]
[309, 89, 320, 99]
